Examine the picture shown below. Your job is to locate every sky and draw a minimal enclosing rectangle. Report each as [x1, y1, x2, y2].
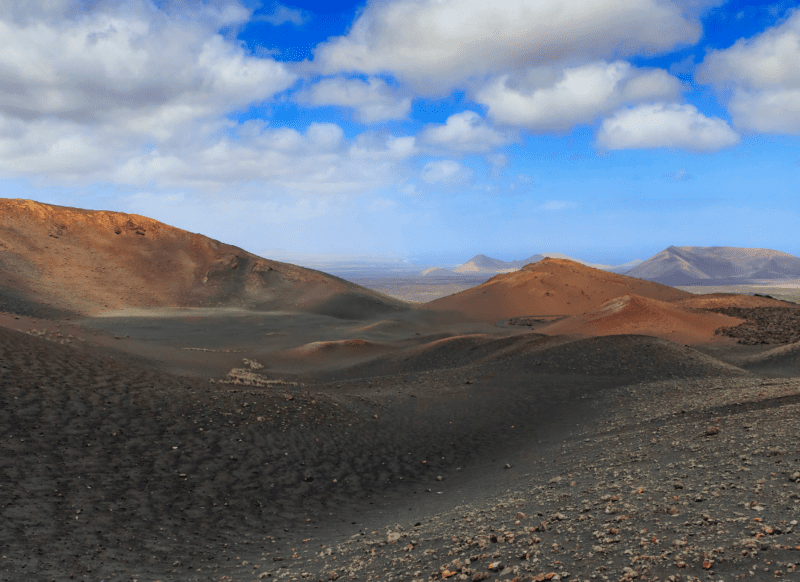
[1, 0, 800, 271]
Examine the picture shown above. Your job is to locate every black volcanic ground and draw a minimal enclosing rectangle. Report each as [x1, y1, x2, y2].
[1, 201, 800, 582]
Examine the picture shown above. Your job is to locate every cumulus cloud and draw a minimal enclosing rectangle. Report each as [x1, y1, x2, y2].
[105, 121, 421, 195]
[418, 111, 515, 154]
[0, 1, 418, 195]
[0, 2, 294, 128]
[476, 61, 682, 131]
[0, 1, 424, 195]
[420, 160, 472, 185]
[299, 77, 411, 123]
[697, 9, 800, 133]
[311, 0, 705, 93]
[596, 103, 739, 152]
[349, 134, 417, 161]
[664, 167, 692, 181]
[486, 153, 509, 178]
[256, 2, 306, 26]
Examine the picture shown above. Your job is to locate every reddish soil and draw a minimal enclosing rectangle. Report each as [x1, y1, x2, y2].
[422, 258, 692, 322]
[537, 293, 745, 345]
[0, 198, 405, 318]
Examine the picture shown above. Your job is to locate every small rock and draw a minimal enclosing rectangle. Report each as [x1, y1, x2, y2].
[706, 426, 720, 436]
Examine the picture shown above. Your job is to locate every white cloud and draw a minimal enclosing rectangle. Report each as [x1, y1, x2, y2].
[0, 2, 419, 196]
[110, 121, 407, 194]
[300, 77, 411, 123]
[486, 152, 509, 178]
[0, 1, 303, 183]
[697, 10, 800, 133]
[418, 111, 515, 154]
[0, 2, 290, 126]
[664, 167, 692, 181]
[596, 103, 740, 152]
[311, 0, 706, 94]
[476, 61, 682, 131]
[349, 134, 417, 161]
[420, 160, 472, 185]
[257, 3, 306, 26]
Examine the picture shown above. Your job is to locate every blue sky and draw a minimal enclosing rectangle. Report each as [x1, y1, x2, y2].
[1, 0, 799, 270]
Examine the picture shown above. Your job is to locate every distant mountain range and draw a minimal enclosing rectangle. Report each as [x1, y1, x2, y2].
[626, 246, 800, 285]
[452, 254, 544, 273]
[423, 246, 800, 285]
[421, 253, 643, 276]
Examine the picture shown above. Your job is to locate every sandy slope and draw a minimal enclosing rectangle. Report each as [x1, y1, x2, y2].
[536, 293, 745, 344]
[0, 198, 405, 318]
[423, 258, 692, 322]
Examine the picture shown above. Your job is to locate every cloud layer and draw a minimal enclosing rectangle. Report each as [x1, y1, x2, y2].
[476, 61, 683, 131]
[697, 9, 800, 134]
[1, 0, 793, 204]
[299, 77, 411, 123]
[312, 0, 707, 93]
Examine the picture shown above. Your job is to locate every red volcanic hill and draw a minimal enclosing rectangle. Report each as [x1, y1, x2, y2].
[0, 198, 406, 318]
[422, 258, 693, 322]
[538, 294, 745, 344]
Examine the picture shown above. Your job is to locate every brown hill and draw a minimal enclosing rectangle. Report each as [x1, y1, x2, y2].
[538, 293, 745, 344]
[422, 258, 692, 322]
[626, 245, 800, 285]
[0, 198, 407, 318]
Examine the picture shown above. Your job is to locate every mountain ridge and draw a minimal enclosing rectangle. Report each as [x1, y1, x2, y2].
[627, 245, 800, 285]
[446, 253, 641, 275]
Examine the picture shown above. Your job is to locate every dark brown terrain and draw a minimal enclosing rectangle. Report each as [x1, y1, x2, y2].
[1, 200, 799, 582]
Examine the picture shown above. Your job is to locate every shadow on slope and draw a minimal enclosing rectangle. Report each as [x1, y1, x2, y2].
[331, 332, 750, 383]
[740, 342, 800, 376]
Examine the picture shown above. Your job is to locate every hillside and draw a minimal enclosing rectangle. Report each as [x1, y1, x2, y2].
[423, 257, 692, 322]
[626, 245, 800, 285]
[537, 293, 744, 344]
[0, 198, 407, 318]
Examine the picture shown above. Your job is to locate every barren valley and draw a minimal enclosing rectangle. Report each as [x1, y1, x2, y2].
[2, 200, 800, 582]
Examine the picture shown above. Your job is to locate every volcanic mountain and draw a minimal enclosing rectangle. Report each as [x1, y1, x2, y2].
[626, 245, 800, 285]
[452, 253, 545, 273]
[423, 257, 692, 322]
[451, 253, 643, 275]
[0, 198, 406, 318]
